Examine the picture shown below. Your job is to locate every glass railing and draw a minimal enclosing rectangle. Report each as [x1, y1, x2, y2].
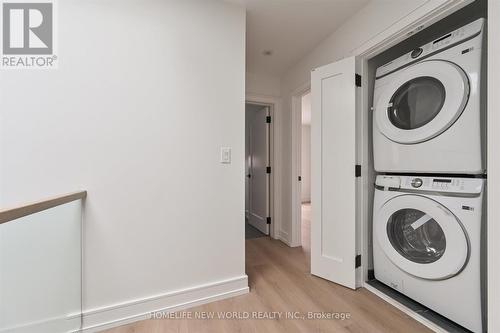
[0, 191, 86, 333]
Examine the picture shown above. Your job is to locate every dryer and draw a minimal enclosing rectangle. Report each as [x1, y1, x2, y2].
[373, 18, 485, 174]
[373, 175, 485, 332]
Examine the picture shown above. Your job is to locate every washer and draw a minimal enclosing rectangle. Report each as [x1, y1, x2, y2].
[373, 18, 485, 174]
[373, 175, 485, 332]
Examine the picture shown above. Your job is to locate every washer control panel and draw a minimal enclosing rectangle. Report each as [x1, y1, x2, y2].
[376, 175, 483, 194]
[376, 18, 483, 78]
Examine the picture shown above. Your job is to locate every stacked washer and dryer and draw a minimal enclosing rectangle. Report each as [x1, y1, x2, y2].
[372, 19, 486, 332]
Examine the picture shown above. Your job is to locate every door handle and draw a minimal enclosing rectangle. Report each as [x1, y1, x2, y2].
[247, 174, 252, 178]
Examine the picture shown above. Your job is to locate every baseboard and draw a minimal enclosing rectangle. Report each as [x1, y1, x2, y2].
[81, 275, 249, 332]
[277, 230, 291, 246]
[1, 313, 81, 333]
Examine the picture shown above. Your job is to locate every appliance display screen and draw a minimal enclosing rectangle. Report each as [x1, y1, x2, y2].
[433, 33, 452, 44]
[433, 179, 452, 183]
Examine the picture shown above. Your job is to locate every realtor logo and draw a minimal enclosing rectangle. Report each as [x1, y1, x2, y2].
[1, 0, 57, 68]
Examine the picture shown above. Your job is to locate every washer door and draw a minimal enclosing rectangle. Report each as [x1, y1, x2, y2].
[375, 60, 469, 144]
[375, 195, 469, 280]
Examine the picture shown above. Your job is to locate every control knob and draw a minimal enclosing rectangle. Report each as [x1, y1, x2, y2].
[411, 178, 423, 188]
[411, 47, 423, 58]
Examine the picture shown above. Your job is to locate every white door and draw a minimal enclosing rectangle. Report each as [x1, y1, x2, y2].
[375, 194, 469, 280]
[248, 106, 270, 235]
[374, 60, 469, 144]
[311, 56, 360, 289]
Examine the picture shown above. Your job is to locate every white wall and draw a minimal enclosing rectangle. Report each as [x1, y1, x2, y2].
[246, 71, 281, 97]
[277, 0, 430, 242]
[0, 0, 247, 330]
[301, 125, 311, 203]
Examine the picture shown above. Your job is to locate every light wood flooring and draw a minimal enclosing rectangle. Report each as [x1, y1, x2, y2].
[104, 204, 430, 333]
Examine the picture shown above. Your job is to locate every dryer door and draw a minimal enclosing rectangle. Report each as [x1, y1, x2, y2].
[375, 194, 469, 280]
[375, 60, 469, 144]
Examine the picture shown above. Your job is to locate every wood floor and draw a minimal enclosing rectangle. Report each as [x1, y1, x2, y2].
[105, 204, 430, 333]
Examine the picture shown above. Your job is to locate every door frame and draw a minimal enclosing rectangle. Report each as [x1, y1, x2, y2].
[291, 83, 311, 247]
[245, 94, 280, 239]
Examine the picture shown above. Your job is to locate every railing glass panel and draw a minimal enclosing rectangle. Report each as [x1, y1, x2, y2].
[0, 200, 82, 333]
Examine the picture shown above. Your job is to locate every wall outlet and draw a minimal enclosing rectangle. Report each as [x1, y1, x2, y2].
[220, 147, 231, 164]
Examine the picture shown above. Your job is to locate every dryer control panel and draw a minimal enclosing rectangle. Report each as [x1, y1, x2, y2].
[376, 18, 484, 78]
[376, 175, 483, 195]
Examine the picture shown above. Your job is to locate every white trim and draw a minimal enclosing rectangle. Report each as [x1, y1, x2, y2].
[290, 82, 311, 248]
[246, 93, 282, 241]
[363, 284, 448, 333]
[0, 313, 81, 333]
[81, 275, 248, 332]
[277, 230, 291, 246]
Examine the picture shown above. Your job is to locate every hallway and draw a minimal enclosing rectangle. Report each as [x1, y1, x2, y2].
[105, 204, 430, 333]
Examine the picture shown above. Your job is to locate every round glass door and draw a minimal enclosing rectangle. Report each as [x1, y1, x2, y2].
[375, 60, 469, 144]
[386, 208, 446, 264]
[376, 195, 469, 280]
[388, 77, 446, 130]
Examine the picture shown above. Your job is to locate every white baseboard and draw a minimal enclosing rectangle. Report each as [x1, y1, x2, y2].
[1, 313, 81, 333]
[277, 230, 291, 246]
[81, 275, 249, 332]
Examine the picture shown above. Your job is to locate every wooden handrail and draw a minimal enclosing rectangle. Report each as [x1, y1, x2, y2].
[0, 191, 87, 225]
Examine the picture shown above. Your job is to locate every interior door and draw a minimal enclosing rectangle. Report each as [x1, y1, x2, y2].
[311, 56, 359, 289]
[248, 106, 270, 235]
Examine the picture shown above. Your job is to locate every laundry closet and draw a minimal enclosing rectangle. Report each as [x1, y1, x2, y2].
[310, 1, 488, 332]
[365, 1, 487, 332]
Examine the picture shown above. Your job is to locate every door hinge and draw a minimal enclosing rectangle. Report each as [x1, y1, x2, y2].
[266, 116, 272, 123]
[266, 166, 271, 174]
[355, 255, 361, 268]
[266, 217, 271, 225]
[355, 165, 361, 177]
[355, 74, 362, 87]
[298, 176, 302, 181]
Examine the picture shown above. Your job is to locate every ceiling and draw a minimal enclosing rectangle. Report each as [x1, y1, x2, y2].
[229, 0, 370, 76]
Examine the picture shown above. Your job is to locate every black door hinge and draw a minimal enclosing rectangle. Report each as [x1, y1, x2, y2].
[266, 217, 271, 225]
[266, 116, 272, 123]
[298, 176, 302, 181]
[355, 165, 361, 177]
[355, 74, 362, 87]
[266, 166, 271, 174]
[355, 255, 361, 268]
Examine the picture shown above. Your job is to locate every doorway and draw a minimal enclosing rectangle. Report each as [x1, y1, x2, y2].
[245, 103, 272, 239]
[300, 91, 312, 252]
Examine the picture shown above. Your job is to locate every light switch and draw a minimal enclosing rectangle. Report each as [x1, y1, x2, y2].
[220, 147, 231, 164]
